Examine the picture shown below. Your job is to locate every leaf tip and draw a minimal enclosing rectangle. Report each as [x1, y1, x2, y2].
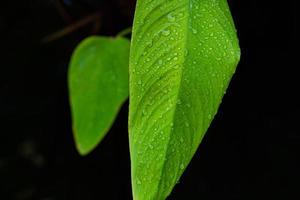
[73, 129, 102, 156]
[74, 139, 92, 156]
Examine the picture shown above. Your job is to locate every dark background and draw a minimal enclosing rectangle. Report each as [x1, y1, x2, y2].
[0, 0, 298, 199]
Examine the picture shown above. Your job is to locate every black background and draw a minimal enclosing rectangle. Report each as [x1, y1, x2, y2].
[0, 0, 299, 199]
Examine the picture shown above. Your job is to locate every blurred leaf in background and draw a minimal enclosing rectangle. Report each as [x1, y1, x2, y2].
[69, 36, 130, 155]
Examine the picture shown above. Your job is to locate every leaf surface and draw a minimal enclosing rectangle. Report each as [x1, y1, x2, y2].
[69, 36, 130, 155]
[129, 0, 240, 199]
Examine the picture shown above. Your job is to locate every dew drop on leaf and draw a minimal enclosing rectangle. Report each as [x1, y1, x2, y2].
[162, 30, 170, 36]
[184, 122, 189, 127]
[208, 114, 212, 120]
[167, 13, 176, 22]
[180, 164, 184, 170]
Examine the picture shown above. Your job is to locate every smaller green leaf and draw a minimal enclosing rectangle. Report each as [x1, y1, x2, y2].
[69, 36, 130, 155]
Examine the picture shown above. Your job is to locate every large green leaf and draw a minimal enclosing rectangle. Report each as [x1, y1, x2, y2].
[69, 36, 130, 155]
[129, 0, 240, 199]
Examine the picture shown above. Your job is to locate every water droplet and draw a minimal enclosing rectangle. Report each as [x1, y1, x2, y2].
[167, 13, 176, 22]
[192, 28, 198, 34]
[180, 163, 184, 170]
[146, 40, 153, 48]
[184, 50, 189, 56]
[137, 179, 142, 185]
[208, 114, 212, 120]
[142, 109, 147, 116]
[162, 30, 170, 36]
[185, 122, 189, 127]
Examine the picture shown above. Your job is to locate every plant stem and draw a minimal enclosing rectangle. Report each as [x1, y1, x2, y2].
[116, 27, 132, 38]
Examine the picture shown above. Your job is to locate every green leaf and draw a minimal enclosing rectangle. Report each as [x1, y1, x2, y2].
[69, 36, 130, 155]
[129, 0, 240, 199]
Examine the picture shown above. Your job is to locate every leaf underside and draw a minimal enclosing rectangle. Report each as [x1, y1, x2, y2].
[129, 0, 240, 199]
[69, 36, 130, 155]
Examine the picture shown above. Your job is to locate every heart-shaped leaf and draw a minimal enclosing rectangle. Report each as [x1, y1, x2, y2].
[129, 0, 240, 199]
[69, 36, 130, 155]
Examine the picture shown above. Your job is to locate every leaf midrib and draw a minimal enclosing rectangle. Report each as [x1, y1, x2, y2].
[153, 1, 192, 199]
